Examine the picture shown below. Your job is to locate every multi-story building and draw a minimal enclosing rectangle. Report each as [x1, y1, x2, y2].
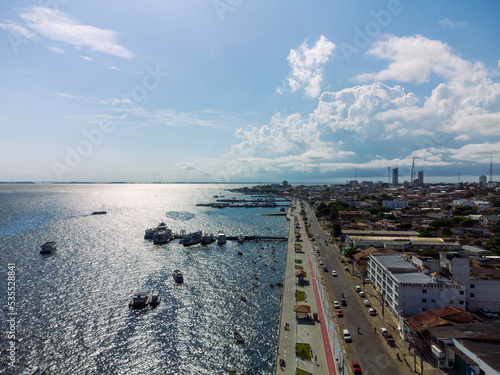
[367, 253, 466, 320]
[392, 167, 399, 186]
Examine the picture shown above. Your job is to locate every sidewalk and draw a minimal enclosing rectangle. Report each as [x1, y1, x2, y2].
[275, 205, 336, 375]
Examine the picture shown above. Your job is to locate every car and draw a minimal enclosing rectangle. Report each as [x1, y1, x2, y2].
[337, 309, 343, 317]
[352, 361, 362, 374]
[343, 329, 351, 342]
[340, 258, 345, 263]
[363, 299, 371, 306]
[368, 308, 377, 315]
[319, 260, 324, 265]
[333, 301, 340, 308]
[324, 240, 328, 244]
[359, 291, 365, 298]
[316, 249, 320, 253]
[344, 266, 349, 271]
[331, 271, 337, 277]
[323, 266, 328, 272]
[318, 256, 322, 260]
[341, 298, 347, 306]
[355, 285, 361, 292]
[385, 333, 395, 343]
[380, 327, 389, 336]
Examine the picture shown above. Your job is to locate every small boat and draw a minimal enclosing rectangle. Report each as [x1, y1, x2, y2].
[92, 211, 107, 215]
[217, 232, 227, 245]
[173, 269, 183, 283]
[144, 228, 156, 239]
[270, 283, 274, 288]
[150, 291, 161, 307]
[153, 229, 172, 244]
[201, 234, 215, 245]
[254, 274, 259, 279]
[252, 282, 259, 287]
[234, 331, 244, 343]
[264, 263, 268, 266]
[40, 242, 57, 254]
[238, 251, 243, 255]
[21, 364, 49, 375]
[129, 289, 151, 308]
[237, 235, 245, 243]
[271, 266, 276, 271]
[241, 296, 247, 302]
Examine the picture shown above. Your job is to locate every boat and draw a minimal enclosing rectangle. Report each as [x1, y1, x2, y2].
[128, 289, 151, 308]
[201, 234, 215, 245]
[241, 296, 247, 302]
[153, 229, 172, 244]
[217, 232, 227, 245]
[173, 269, 184, 283]
[237, 235, 245, 243]
[21, 364, 49, 375]
[238, 251, 243, 255]
[234, 331, 244, 343]
[91, 211, 107, 215]
[40, 242, 57, 254]
[144, 228, 156, 239]
[182, 231, 202, 246]
[150, 291, 161, 307]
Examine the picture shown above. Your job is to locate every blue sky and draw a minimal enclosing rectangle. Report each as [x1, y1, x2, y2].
[1, 0, 499, 183]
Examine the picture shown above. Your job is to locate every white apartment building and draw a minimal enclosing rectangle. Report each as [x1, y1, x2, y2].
[367, 253, 466, 319]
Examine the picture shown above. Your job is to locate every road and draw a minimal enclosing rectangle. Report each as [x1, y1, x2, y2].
[302, 202, 412, 374]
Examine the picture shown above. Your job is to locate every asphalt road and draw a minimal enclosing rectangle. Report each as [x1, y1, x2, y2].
[303, 203, 411, 375]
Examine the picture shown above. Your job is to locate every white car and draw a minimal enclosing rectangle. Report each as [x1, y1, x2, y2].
[331, 271, 337, 277]
[355, 285, 361, 292]
[359, 291, 365, 298]
[380, 327, 389, 336]
[333, 301, 340, 308]
[363, 299, 371, 306]
[319, 260, 324, 265]
[368, 308, 377, 316]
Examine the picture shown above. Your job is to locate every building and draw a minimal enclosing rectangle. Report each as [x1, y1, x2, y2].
[392, 167, 399, 186]
[367, 253, 466, 319]
[383, 199, 409, 209]
[417, 170, 424, 186]
[346, 235, 461, 251]
[479, 175, 487, 185]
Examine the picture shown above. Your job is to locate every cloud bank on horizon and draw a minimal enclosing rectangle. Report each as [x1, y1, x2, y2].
[0, 2, 499, 183]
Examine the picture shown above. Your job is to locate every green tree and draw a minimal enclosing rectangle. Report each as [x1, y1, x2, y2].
[332, 223, 342, 238]
[485, 237, 500, 255]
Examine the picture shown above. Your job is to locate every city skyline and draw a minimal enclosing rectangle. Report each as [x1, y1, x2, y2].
[1, 1, 500, 183]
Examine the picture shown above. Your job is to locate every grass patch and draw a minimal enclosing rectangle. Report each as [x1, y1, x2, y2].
[296, 370, 312, 375]
[295, 290, 306, 302]
[295, 259, 303, 264]
[296, 343, 312, 361]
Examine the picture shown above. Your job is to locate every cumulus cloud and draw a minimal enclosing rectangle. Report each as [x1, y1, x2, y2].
[0, 7, 134, 59]
[438, 19, 467, 29]
[286, 35, 335, 98]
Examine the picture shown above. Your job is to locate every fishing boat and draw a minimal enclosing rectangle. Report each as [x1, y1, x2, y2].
[173, 269, 184, 283]
[234, 331, 244, 343]
[40, 242, 57, 254]
[128, 289, 151, 308]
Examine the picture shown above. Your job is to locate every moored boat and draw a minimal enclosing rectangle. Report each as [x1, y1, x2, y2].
[237, 235, 245, 243]
[173, 269, 184, 283]
[182, 231, 202, 246]
[153, 229, 172, 244]
[217, 232, 227, 245]
[234, 331, 244, 343]
[128, 289, 151, 308]
[40, 242, 57, 254]
[201, 234, 215, 245]
[150, 291, 161, 307]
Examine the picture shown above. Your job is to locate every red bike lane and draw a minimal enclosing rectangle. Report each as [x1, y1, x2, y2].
[301, 218, 337, 374]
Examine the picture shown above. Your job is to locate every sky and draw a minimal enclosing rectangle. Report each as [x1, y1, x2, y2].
[1, 0, 500, 184]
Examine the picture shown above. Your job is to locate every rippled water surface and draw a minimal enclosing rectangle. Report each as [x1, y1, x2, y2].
[0, 184, 289, 374]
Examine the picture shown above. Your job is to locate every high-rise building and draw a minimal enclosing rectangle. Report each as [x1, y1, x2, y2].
[479, 175, 487, 185]
[392, 167, 399, 186]
[417, 170, 424, 186]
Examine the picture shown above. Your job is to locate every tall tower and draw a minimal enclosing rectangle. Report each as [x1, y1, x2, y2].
[388, 167, 391, 184]
[490, 154, 493, 183]
[392, 167, 399, 186]
[410, 157, 415, 183]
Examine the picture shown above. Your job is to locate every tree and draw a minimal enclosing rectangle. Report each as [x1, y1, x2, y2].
[329, 207, 339, 222]
[399, 222, 413, 230]
[332, 223, 342, 238]
[485, 237, 500, 255]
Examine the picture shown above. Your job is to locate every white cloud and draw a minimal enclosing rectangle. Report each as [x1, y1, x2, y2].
[47, 46, 64, 54]
[107, 66, 120, 71]
[287, 35, 335, 98]
[80, 55, 93, 61]
[2, 7, 134, 59]
[454, 134, 470, 141]
[275, 86, 283, 95]
[438, 19, 467, 29]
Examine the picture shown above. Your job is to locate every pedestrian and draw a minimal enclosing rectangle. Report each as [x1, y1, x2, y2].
[315, 355, 317, 363]
[374, 327, 376, 333]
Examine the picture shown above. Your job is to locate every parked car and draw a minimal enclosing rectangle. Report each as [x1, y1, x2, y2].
[337, 309, 343, 317]
[343, 329, 351, 342]
[368, 308, 377, 316]
[331, 270, 337, 277]
[380, 327, 389, 336]
[363, 299, 371, 306]
[333, 301, 340, 308]
[340, 258, 345, 263]
[355, 285, 361, 292]
[341, 298, 347, 306]
[352, 361, 362, 374]
[319, 260, 324, 265]
[323, 266, 328, 272]
[344, 266, 349, 271]
[359, 291, 365, 298]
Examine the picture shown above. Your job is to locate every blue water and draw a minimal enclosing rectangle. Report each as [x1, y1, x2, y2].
[0, 184, 289, 375]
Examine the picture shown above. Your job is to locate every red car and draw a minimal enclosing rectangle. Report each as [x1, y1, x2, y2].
[352, 361, 362, 374]
[337, 309, 343, 317]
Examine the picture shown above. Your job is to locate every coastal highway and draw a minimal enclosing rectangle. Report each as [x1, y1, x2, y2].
[302, 202, 412, 374]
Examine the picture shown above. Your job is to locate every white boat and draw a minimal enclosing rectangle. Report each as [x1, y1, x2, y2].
[40, 242, 57, 254]
[173, 269, 183, 283]
[153, 229, 172, 244]
[182, 231, 202, 246]
[21, 365, 48, 375]
[128, 289, 151, 308]
[217, 232, 227, 245]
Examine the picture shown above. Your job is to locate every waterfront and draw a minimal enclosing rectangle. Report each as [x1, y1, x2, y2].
[0, 184, 289, 374]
